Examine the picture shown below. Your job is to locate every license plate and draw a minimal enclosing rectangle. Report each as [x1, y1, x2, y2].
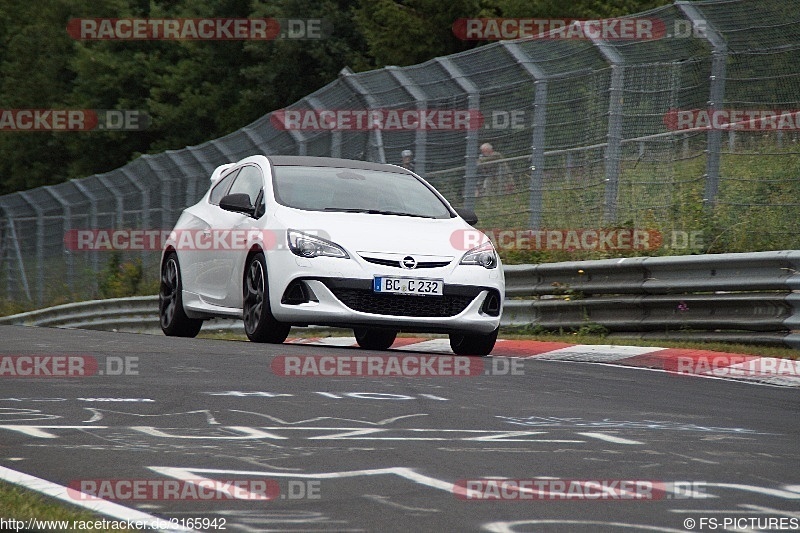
[373, 276, 443, 296]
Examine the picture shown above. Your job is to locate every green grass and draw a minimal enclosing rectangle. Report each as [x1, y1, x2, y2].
[0, 480, 129, 532]
[470, 139, 800, 265]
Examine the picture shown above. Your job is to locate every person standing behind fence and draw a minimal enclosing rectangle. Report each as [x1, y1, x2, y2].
[477, 143, 513, 196]
[400, 149, 415, 172]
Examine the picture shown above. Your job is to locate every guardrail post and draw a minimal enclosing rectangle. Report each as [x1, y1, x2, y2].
[677, 2, 727, 209]
[436, 57, 480, 211]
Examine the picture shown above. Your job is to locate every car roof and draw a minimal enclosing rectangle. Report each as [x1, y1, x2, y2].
[266, 155, 411, 174]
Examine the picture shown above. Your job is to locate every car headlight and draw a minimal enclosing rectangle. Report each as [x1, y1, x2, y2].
[460, 241, 497, 269]
[287, 229, 349, 259]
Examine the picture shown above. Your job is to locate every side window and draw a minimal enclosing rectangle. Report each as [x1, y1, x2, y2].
[228, 165, 264, 207]
[209, 168, 240, 205]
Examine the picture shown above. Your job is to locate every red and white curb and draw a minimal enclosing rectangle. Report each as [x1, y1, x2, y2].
[286, 337, 800, 387]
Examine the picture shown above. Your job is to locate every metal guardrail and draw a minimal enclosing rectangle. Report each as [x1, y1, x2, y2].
[503, 251, 800, 348]
[1, 251, 799, 348]
[0, 296, 162, 331]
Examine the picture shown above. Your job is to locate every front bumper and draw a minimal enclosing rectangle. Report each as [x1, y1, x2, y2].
[273, 276, 502, 334]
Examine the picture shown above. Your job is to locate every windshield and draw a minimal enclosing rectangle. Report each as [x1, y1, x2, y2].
[272, 165, 454, 219]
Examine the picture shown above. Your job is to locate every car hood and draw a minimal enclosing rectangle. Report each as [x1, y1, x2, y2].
[272, 207, 477, 257]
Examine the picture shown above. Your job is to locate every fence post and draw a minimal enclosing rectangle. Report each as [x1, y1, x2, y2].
[3, 216, 31, 301]
[0, 215, 5, 298]
[302, 96, 332, 157]
[239, 127, 266, 155]
[386, 66, 428, 177]
[71, 179, 99, 294]
[285, 105, 309, 156]
[677, 2, 727, 209]
[589, 31, 625, 224]
[120, 167, 150, 272]
[339, 67, 386, 163]
[18, 192, 44, 305]
[0, 209, 8, 300]
[502, 42, 548, 229]
[436, 57, 479, 211]
[43, 186, 74, 293]
[140, 155, 174, 242]
[97, 175, 124, 229]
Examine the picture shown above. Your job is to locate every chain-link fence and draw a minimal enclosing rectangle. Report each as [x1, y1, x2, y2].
[1, 0, 799, 306]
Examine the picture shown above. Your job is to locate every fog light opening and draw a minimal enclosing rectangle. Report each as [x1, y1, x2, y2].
[481, 291, 501, 317]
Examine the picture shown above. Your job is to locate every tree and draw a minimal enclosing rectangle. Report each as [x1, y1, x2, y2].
[353, 0, 482, 67]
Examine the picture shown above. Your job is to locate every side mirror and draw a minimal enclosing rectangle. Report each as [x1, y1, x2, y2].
[219, 193, 255, 216]
[456, 208, 478, 225]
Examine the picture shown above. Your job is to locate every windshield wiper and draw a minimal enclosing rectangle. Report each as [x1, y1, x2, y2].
[322, 207, 434, 218]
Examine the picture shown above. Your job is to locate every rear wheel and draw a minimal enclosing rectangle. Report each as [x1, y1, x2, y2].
[449, 328, 498, 356]
[354, 328, 397, 350]
[159, 253, 203, 338]
[243, 253, 290, 343]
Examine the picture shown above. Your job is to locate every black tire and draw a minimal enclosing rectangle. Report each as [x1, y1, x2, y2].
[449, 328, 498, 356]
[159, 252, 203, 338]
[243, 253, 290, 344]
[354, 328, 397, 350]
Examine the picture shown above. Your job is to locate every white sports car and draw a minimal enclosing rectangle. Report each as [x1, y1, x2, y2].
[159, 155, 504, 355]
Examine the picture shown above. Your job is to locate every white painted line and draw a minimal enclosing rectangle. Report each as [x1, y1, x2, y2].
[576, 432, 644, 445]
[150, 465, 459, 495]
[0, 426, 108, 439]
[0, 465, 194, 531]
[393, 339, 453, 353]
[304, 337, 358, 347]
[537, 344, 663, 361]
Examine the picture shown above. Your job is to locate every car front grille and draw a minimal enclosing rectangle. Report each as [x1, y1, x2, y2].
[330, 288, 475, 317]
[361, 256, 451, 269]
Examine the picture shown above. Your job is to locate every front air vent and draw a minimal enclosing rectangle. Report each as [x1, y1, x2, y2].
[281, 280, 317, 305]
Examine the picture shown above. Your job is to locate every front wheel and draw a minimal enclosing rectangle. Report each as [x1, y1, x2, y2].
[354, 328, 397, 350]
[159, 252, 203, 337]
[449, 328, 498, 356]
[243, 253, 290, 343]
